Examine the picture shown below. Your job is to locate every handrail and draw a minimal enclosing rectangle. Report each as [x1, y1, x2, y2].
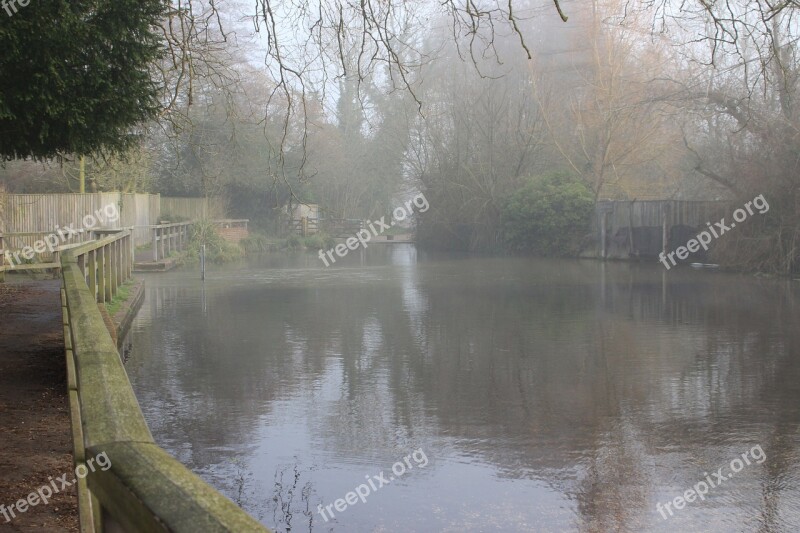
[135, 221, 196, 230]
[143, 222, 196, 262]
[0, 230, 90, 237]
[62, 232, 130, 258]
[60, 231, 269, 532]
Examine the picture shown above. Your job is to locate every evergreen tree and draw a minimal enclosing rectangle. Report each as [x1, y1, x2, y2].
[0, 0, 167, 160]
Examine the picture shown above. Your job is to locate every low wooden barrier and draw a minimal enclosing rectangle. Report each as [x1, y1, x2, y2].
[146, 222, 194, 262]
[60, 230, 269, 532]
[0, 228, 128, 281]
[288, 218, 364, 237]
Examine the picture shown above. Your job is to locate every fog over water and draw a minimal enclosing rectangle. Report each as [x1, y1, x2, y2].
[127, 246, 800, 532]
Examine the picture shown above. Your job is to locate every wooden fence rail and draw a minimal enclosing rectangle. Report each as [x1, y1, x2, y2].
[0, 229, 131, 283]
[1, 193, 211, 247]
[60, 232, 269, 532]
[139, 222, 194, 262]
[289, 218, 364, 237]
[66, 230, 134, 303]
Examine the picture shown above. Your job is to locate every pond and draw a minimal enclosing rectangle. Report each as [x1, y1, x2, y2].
[126, 245, 800, 532]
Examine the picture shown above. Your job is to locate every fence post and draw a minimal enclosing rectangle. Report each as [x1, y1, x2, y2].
[600, 210, 608, 259]
[126, 234, 132, 281]
[111, 241, 119, 298]
[96, 248, 105, 303]
[88, 250, 97, 300]
[662, 203, 669, 258]
[52, 250, 61, 279]
[152, 227, 158, 262]
[104, 244, 113, 302]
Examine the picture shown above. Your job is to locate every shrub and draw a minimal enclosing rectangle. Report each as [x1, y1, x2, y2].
[239, 234, 275, 254]
[183, 219, 243, 263]
[283, 234, 303, 250]
[301, 233, 335, 250]
[501, 172, 594, 256]
[281, 233, 335, 251]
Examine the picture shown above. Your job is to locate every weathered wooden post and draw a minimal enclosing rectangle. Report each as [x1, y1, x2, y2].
[597, 202, 614, 260]
[97, 247, 106, 303]
[111, 241, 119, 297]
[662, 203, 670, 258]
[128, 233, 133, 281]
[0, 234, 5, 283]
[200, 244, 206, 281]
[52, 250, 60, 280]
[122, 234, 128, 282]
[600, 210, 608, 259]
[104, 244, 113, 302]
[88, 250, 97, 300]
[152, 226, 158, 262]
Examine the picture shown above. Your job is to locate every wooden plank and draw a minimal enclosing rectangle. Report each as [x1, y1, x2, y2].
[87, 250, 97, 301]
[66, 349, 77, 391]
[104, 245, 113, 302]
[68, 390, 85, 463]
[111, 241, 119, 299]
[0, 262, 61, 271]
[62, 263, 153, 447]
[97, 247, 106, 303]
[86, 442, 269, 533]
[75, 474, 97, 533]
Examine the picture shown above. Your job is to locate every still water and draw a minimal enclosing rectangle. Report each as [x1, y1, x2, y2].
[126, 245, 800, 532]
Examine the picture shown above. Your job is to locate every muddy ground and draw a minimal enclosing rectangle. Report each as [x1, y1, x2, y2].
[0, 279, 78, 532]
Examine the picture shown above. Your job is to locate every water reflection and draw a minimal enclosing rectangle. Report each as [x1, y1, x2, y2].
[126, 247, 800, 532]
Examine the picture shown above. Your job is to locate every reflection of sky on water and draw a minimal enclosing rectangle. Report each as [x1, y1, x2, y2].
[127, 247, 800, 532]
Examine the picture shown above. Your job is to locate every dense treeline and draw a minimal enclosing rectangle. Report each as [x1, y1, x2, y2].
[2, 0, 799, 272]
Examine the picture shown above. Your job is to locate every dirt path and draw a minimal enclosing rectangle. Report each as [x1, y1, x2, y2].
[0, 279, 79, 532]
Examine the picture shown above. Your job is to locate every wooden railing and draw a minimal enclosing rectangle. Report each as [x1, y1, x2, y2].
[144, 222, 194, 262]
[0, 229, 125, 282]
[289, 218, 364, 237]
[64, 230, 134, 303]
[60, 231, 269, 532]
[289, 217, 319, 236]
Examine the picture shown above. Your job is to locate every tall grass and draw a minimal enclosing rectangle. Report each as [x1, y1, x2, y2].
[182, 219, 243, 263]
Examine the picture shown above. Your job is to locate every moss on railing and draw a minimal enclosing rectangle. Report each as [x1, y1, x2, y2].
[61, 236, 268, 532]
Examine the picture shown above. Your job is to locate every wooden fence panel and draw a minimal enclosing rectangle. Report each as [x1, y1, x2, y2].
[0, 193, 202, 252]
[160, 197, 210, 221]
[591, 200, 730, 259]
